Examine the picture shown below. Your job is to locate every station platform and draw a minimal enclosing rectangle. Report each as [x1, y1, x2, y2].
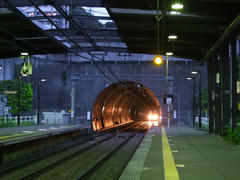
[0, 124, 90, 144]
[120, 125, 240, 180]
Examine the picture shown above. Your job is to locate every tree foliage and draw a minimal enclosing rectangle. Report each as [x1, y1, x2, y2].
[224, 116, 240, 144]
[0, 80, 33, 115]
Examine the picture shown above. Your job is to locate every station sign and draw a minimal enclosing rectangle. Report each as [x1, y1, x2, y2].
[166, 97, 172, 105]
[237, 81, 240, 94]
[4, 90, 17, 95]
[216, 73, 220, 84]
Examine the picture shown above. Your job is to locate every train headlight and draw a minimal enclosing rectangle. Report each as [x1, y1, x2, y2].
[152, 114, 159, 120]
[148, 114, 153, 120]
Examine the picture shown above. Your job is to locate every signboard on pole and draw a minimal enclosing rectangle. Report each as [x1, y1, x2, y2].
[166, 97, 172, 105]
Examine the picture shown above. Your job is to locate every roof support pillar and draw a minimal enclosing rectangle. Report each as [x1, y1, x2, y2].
[214, 56, 221, 134]
[207, 57, 214, 133]
[230, 36, 237, 131]
[220, 43, 231, 136]
[201, 13, 240, 63]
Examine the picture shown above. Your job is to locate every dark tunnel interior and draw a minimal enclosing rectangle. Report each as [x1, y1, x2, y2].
[92, 81, 161, 131]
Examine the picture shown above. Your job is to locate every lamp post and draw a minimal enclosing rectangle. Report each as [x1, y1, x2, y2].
[166, 55, 170, 128]
[187, 77, 196, 127]
[192, 70, 201, 128]
[37, 78, 46, 124]
[154, 0, 182, 127]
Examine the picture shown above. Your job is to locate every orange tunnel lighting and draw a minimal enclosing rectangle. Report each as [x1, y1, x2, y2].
[92, 81, 161, 131]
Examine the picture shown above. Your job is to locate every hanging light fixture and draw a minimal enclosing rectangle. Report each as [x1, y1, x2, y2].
[171, 2, 184, 10]
[20, 52, 29, 56]
[168, 35, 178, 40]
[166, 52, 173, 56]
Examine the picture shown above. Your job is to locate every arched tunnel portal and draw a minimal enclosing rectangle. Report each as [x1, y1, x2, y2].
[92, 81, 161, 131]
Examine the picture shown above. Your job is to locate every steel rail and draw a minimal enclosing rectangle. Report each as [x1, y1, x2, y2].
[76, 122, 149, 180]
[0, 122, 135, 177]
[9, 122, 142, 179]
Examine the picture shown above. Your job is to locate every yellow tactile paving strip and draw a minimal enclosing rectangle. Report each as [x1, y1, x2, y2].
[0, 132, 38, 141]
[161, 127, 180, 180]
[119, 127, 156, 180]
[119, 126, 180, 180]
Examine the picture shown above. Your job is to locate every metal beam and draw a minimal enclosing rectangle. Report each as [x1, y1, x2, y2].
[207, 59, 214, 133]
[59, 38, 122, 43]
[190, 0, 240, 2]
[72, 46, 128, 53]
[126, 42, 207, 52]
[231, 36, 237, 131]
[3, 0, 68, 54]
[53, 4, 99, 50]
[220, 44, 230, 136]
[71, 73, 174, 81]
[214, 57, 221, 134]
[27, 0, 93, 55]
[116, 21, 226, 34]
[0, 0, 104, 8]
[201, 13, 240, 63]
[29, 14, 111, 21]
[46, 28, 119, 37]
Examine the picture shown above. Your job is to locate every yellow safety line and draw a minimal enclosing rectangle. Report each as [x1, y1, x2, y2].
[0, 133, 26, 140]
[161, 127, 180, 180]
[0, 131, 38, 141]
[0, 126, 72, 141]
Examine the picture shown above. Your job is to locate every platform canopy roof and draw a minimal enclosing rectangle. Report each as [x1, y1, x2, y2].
[0, 0, 240, 61]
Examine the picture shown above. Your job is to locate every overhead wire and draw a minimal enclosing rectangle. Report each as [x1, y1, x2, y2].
[5, 0, 114, 82]
[6, 0, 121, 83]
[27, 0, 115, 82]
[56, 1, 120, 82]
[55, 1, 120, 82]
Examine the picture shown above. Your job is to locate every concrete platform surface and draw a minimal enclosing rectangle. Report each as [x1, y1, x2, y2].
[0, 124, 89, 144]
[121, 125, 240, 180]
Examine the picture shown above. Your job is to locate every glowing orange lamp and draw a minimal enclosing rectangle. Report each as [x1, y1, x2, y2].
[154, 55, 163, 65]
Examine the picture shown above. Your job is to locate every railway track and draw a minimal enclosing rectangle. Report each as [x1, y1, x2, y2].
[0, 121, 144, 180]
[77, 122, 149, 180]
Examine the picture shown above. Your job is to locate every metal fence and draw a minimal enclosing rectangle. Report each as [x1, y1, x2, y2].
[0, 116, 37, 126]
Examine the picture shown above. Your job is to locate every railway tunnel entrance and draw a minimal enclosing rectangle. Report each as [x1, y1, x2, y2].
[92, 81, 161, 131]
